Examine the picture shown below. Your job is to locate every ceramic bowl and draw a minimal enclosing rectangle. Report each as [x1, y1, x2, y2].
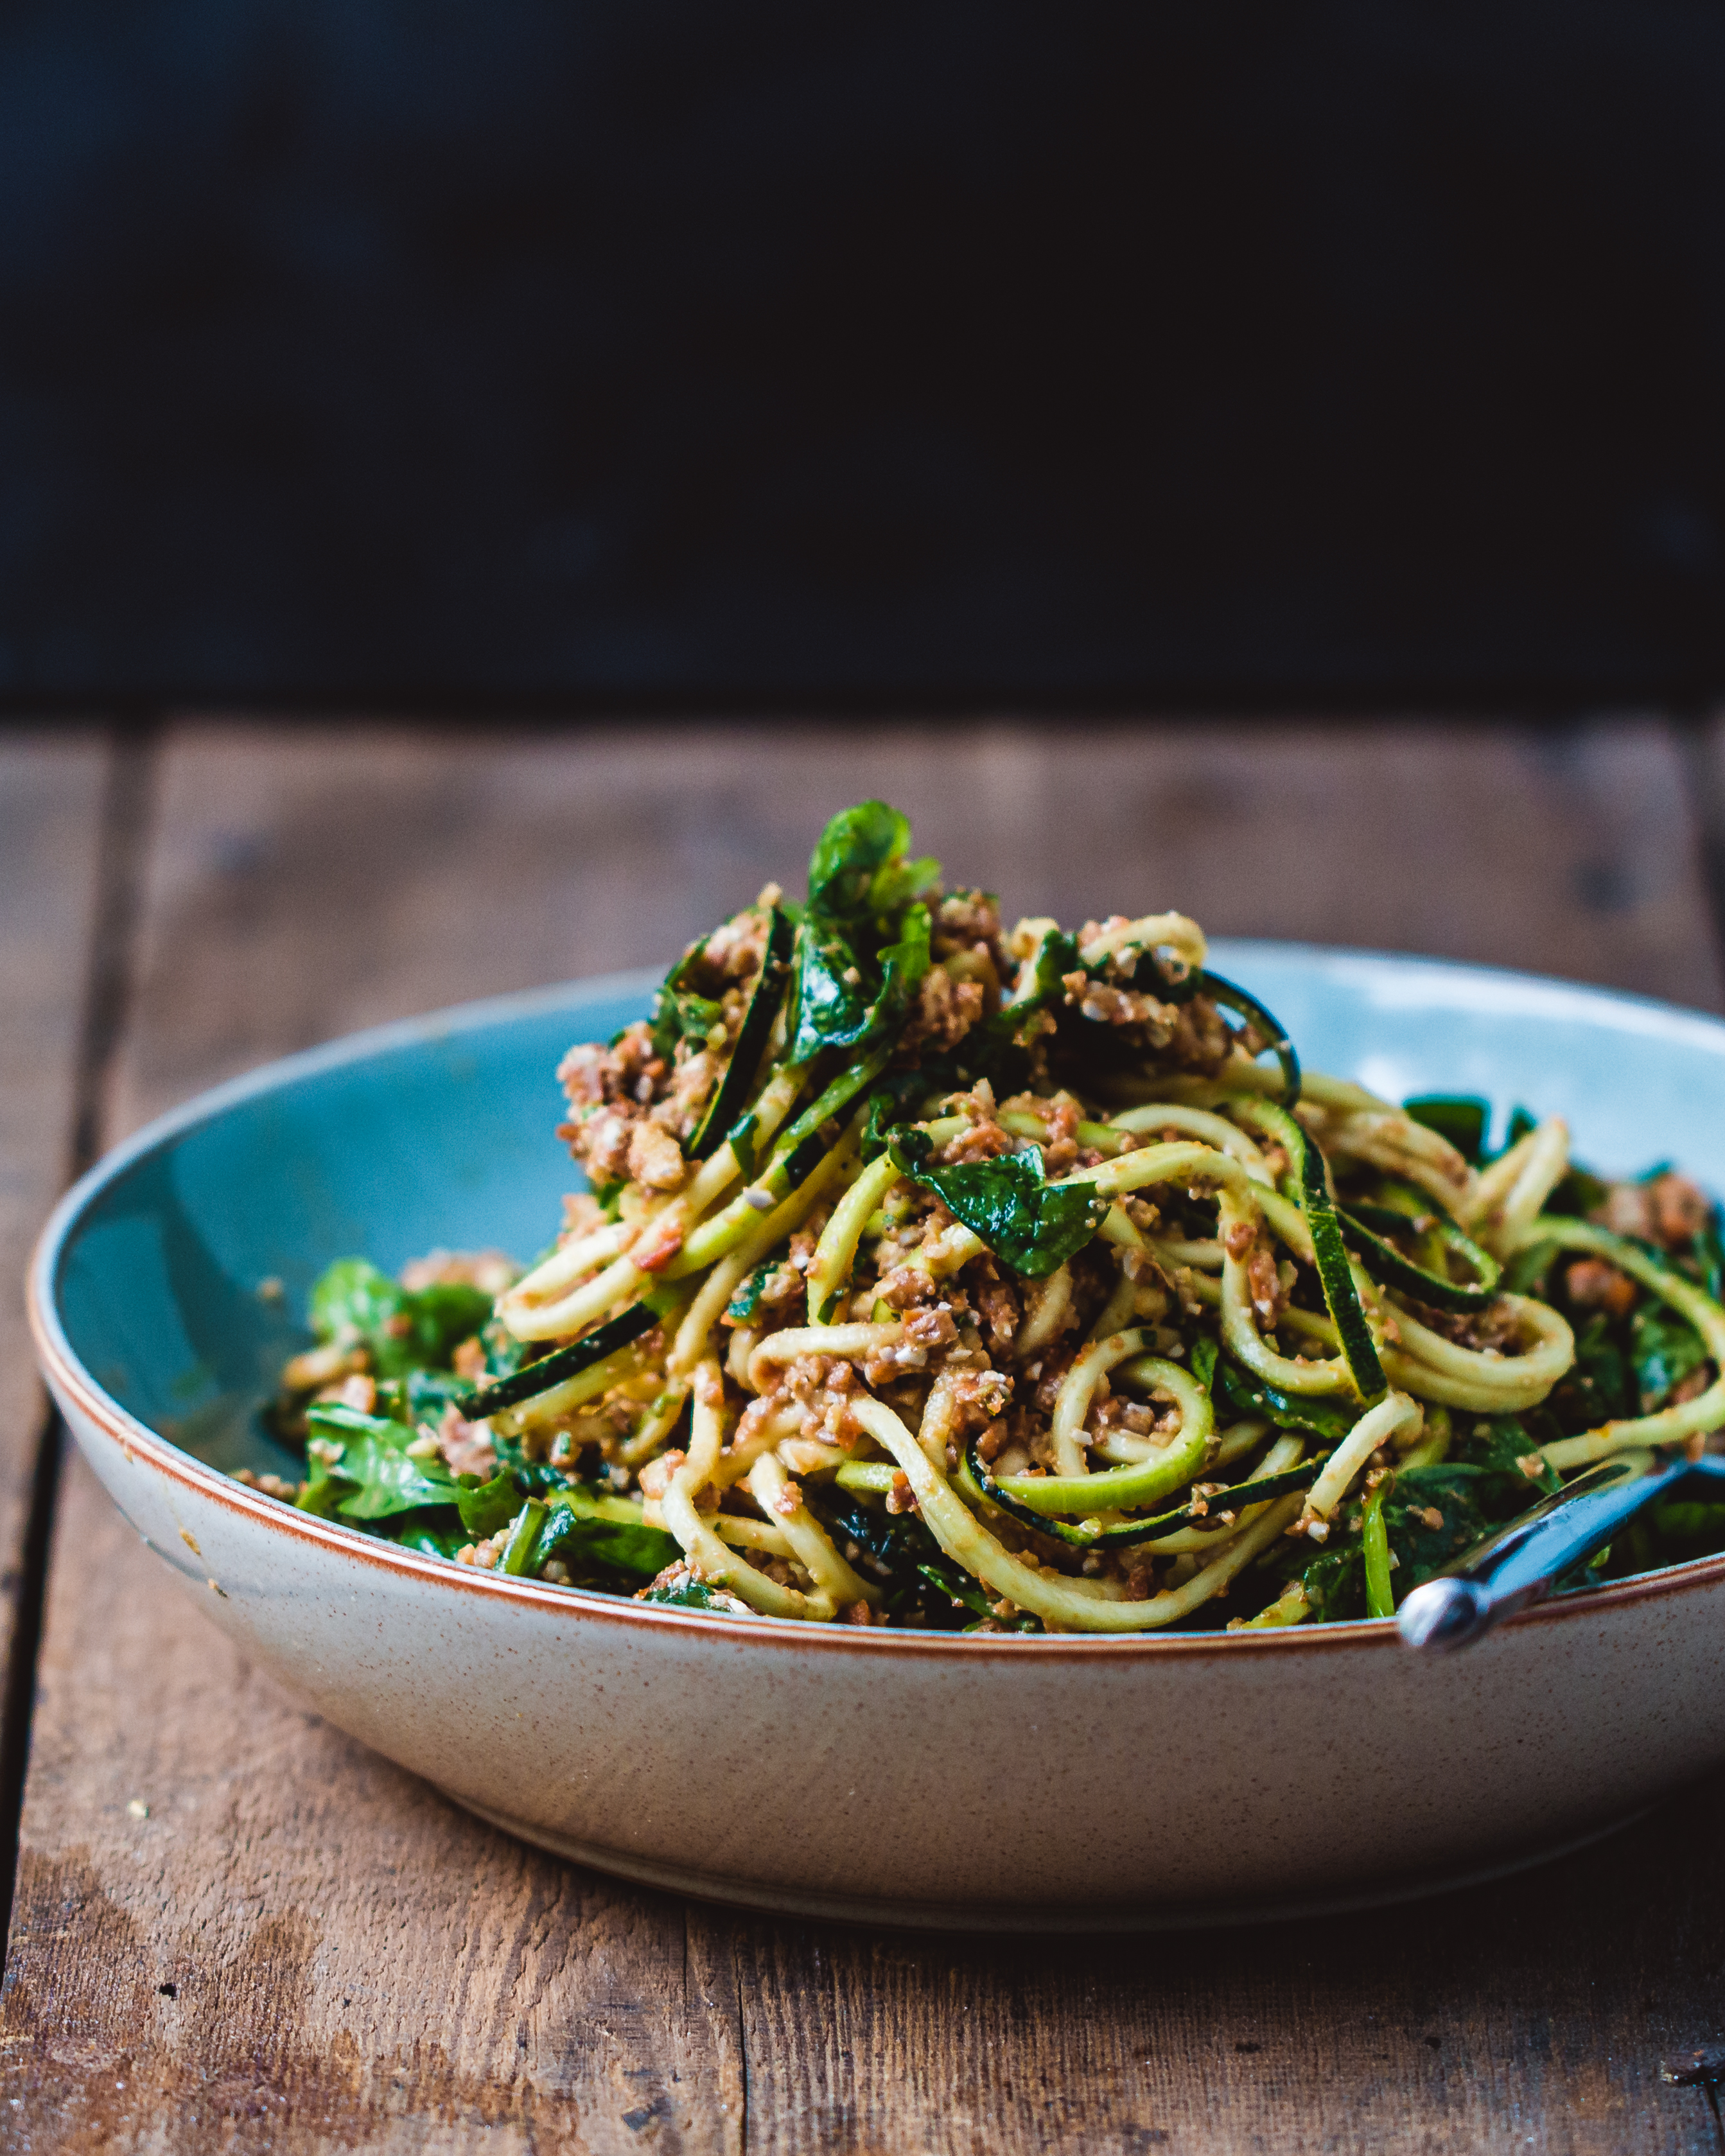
[29, 947, 1725, 1930]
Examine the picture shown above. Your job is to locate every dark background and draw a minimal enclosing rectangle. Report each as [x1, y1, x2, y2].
[4, 0, 1725, 709]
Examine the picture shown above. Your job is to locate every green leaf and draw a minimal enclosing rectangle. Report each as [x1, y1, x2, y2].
[310, 1257, 404, 1346]
[305, 1402, 459, 1521]
[787, 906, 931, 1065]
[639, 1576, 742, 1611]
[390, 1515, 469, 1560]
[1003, 927, 1080, 1018]
[916, 1558, 995, 1619]
[1569, 1313, 1632, 1421]
[889, 1134, 1107, 1279]
[807, 801, 916, 920]
[538, 1493, 683, 1583]
[456, 1469, 523, 1538]
[306, 1257, 493, 1378]
[1189, 1335, 1219, 1393]
[1381, 1465, 1500, 1586]
[1631, 1302, 1708, 1412]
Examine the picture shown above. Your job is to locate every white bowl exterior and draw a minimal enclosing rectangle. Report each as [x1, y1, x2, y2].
[51, 1371, 1725, 1928]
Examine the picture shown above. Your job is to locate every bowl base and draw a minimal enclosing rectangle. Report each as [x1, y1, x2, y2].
[441, 1790, 1651, 1933]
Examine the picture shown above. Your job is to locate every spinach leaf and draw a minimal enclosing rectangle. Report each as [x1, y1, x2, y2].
[1283, 1541, 1363, 1620]
[638, 1575, 745, 1611]
[916, 1558, 994, 1620]
[787, 904, 931, 1064]
[1645, 1500, 1725, 1562]
[538, 1489, 683, 1582]
[1694, 1225, 1725, 1301]
[725, 1252, 785, 1325]
[1382, 1465, 1499, 1586]
[1216, 1357, 1357, 1442]
[888, 1132, 1107, 1279]
[807, 801, 938, 922]
[305, 1401, 458, 1520]
[1451, 1412, 1559, 1500]
[390, 1515, 469, 1560]
[1402, 1095, 1488, 1166]
[1631, 1302, 1708, 1411]
[1566, 1313, 1632, 1422]
[1003, 927, 1081, 1019]
[307, 1257, 493, 1378]
[456, 1469, 523, 1538]
[1189, 1335, 1219, 1394]
[310, 1257, 404, 1345]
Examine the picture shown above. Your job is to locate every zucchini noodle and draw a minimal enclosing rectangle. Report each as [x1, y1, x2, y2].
[261, 798, 1725, 1635]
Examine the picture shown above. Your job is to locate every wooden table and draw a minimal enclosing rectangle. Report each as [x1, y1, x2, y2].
[4, 715, 1725, 2154]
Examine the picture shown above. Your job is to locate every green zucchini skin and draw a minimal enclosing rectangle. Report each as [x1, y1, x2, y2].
[965, 1433, 1324, 1550]
[457, 1297, 662, 1418]
[1340, 1202, 1502, 1311]
[1233, 1097, 1387, 1402]
[686, 907, 794, 1161]
[1199, 970, 1301, 1106]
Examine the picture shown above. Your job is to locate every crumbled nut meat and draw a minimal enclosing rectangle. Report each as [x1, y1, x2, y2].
[456, 1532, 507, 1570]
[437, 1402, 497, 1480]
[1246, 1244, 1285, 1326]
[932, 889, 1005, 963]
[398, 1247, 518, 1295]
[1564, 1258, 1637, 1319]
[1039, 1094, 1081, 1175]
[1033, 1347, 1077, 1413]
[940, 1116, 1017, 1164]
[1672, 1365, 1715, 1407]
[773, 1480, 803, 1518]
[899, 964, 985, 1055]
[281, 1340, 366, 1393]
[1063, 971, 1182, 1036]
[875, 1264, 936, 1310]
[1223, 1220, 1256, 1260]
[332, 1372, 377, 1414]
[1651, 1173, 1715, 1247]
[1416, 1295, 1525, 1352]
[1417, 1505, 1446, 1530]
[841, 1599, 875, 1624]
[452, 1335, 487, 1382]
[233, 1469, 300, 1502]
[561, 1190, 608, 1241]
[631, 1211, 687, 1273]
[884, 1472, 916, 1514]
[638, 1451, 685, 1502]
[974, 1272, 1020, 1352]
[627, 1120, 688, 1191]
[1516, 1452, 1547, 1482]
[904, 1304, 959, 1349]
[1594, 1170, 1713, 1250]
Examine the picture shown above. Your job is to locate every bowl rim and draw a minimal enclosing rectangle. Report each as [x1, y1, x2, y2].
[29, 949, 1725, 1664]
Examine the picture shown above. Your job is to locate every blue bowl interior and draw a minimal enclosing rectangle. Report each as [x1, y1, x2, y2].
[48, 947, 1725, 1477]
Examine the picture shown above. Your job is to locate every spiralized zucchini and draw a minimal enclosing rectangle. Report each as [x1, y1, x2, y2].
[265, 802, 1725, 1633]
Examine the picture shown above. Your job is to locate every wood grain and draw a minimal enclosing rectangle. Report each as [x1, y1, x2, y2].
[6, 717, 1725, 2154]
[0, 734, 107, 1763]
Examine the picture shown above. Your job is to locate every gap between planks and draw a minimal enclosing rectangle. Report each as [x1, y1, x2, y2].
[0, 728, 159, 1957]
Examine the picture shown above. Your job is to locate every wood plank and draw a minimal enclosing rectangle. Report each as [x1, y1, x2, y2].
[0, 732, 109, 1839]
[8, 716, 1725, 2154]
